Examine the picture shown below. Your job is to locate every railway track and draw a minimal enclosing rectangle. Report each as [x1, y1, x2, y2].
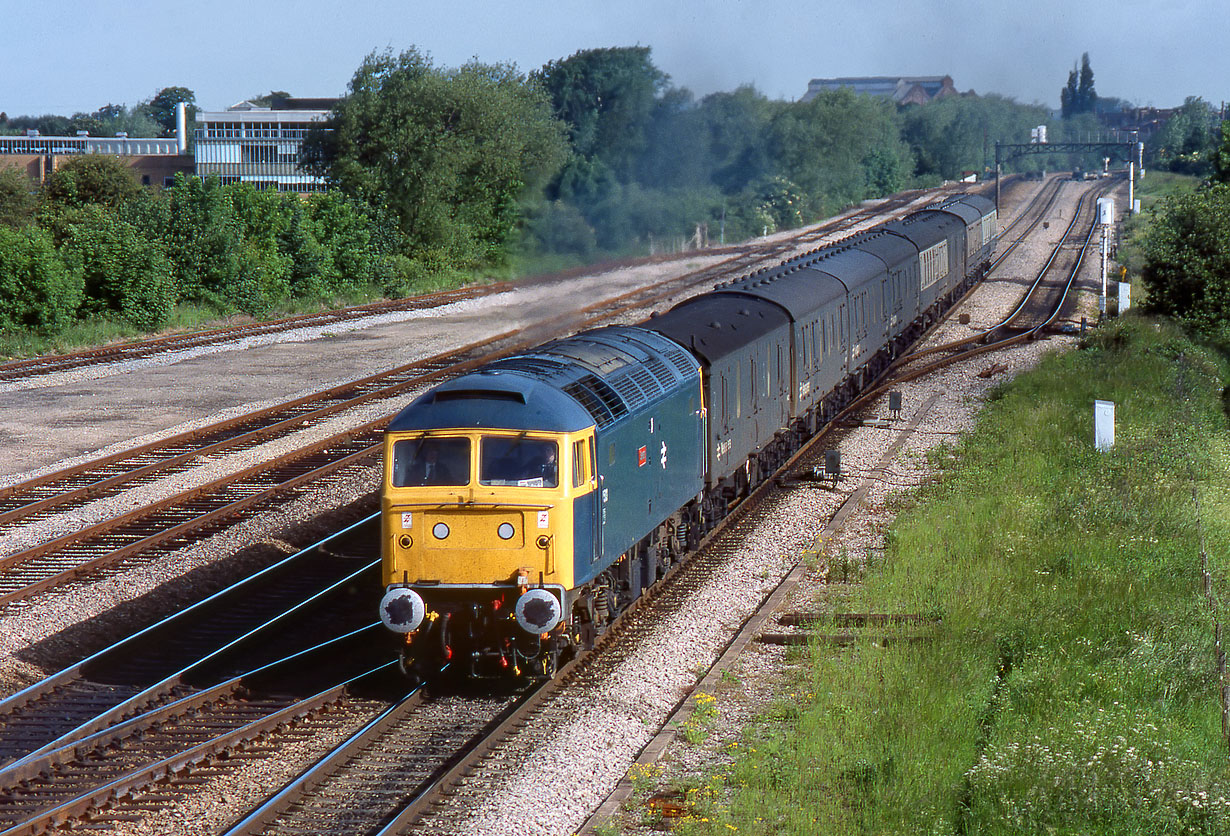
[0, 176, 1071, 836]
[232, 178, 1110, 836]
[0, 185, 960, 611]
[0, 286, 501, 385]
[879, 178, 1114, 391]
[0, 519, 379, 768]
[0, 635, 395, 836]
[0, 520, 414, 835]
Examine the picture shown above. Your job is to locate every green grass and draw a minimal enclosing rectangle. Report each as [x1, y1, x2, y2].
[659, 318, 1230, 835]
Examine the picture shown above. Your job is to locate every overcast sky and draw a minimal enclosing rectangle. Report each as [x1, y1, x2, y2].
[2, 0, 1224, 118]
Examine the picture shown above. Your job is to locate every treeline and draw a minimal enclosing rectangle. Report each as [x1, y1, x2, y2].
[306, 46, 1072, 267]
[0, 46, 1111, 340]
[1146, 97, 1227, 177]
[0, 87, 196, 138]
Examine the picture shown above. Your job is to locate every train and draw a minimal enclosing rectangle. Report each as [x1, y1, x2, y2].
[377, 193, 998, 678]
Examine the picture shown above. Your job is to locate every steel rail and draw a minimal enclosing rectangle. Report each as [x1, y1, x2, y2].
[0, 285, 502, 383]
[0, 660, 396, 836]
[3, 562, 379, 774]
[0, 515, 380, 774]
[0, 623, 384, 789]
[892, 177, 1118, 370]
[861, 183, 1107, 399]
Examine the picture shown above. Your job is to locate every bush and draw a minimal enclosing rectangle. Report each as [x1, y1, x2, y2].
[0, 226, 83, 333]
[0, 168, 37, 228]
[522, 200, 597, 257]
[1139, 183, 1230, 338]
[60, 206, 175, 329]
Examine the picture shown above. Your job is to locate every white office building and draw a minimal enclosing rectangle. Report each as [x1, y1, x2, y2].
[194, 98, 334, 192]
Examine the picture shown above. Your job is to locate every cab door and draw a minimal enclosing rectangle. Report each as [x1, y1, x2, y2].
[570, 432, 600, 568]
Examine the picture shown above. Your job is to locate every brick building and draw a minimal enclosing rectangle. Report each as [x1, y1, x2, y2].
[802, 75, 961, 105]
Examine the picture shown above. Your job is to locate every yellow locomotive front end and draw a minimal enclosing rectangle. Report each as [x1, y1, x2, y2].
[379, 424, 596, 677]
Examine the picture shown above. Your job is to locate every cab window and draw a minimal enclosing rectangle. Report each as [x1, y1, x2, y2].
[572, 439, 590, 488]
[391, 437, 470, 487]
[481, 437, 558, 488]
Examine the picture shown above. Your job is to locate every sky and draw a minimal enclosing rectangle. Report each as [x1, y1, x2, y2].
[1, 0, 1225, 118]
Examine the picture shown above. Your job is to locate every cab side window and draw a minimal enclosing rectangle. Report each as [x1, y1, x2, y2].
[572, 439, 588, 488]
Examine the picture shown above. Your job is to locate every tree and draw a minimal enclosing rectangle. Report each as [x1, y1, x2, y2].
[1061, 53, 1097, 118]
[1149, 97, 1219, 175]
[762, 88, 909, 218]
[534, 47, 669, 182]
[1078, 53, 1097, 113]
[42, 155, 141, 209]
[143, 86, 196, 135]
[60, 206, 175, 328]
[1208, 122, 1230, 184]
[304, 49, 569, 267]
[247, 91, 293, 107]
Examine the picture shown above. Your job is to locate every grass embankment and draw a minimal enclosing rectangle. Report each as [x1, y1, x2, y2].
[665, 319, 1230, 835]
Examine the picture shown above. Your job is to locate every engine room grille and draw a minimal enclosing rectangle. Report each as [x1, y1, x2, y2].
[563, 374, 628, 428]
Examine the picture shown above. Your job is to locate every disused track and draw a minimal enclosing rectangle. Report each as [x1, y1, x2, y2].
[0, 286, 499, 384]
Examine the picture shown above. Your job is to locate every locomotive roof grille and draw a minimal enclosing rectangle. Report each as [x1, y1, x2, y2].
[664, 347, 696, 375]
[562, 374, 628, 428]
[631, 367, 663, 397]
[644, 356, 676, 386]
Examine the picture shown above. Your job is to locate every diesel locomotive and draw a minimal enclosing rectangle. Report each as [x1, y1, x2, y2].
[378, 193, 997, 677]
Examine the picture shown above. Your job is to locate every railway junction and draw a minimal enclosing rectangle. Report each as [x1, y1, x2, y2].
[0, 173, 1127, 836]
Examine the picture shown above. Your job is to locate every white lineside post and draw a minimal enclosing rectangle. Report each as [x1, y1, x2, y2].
[1100, 228, 1108, 315]
[1118, 281, 1131, 313]
[1094, 400, 1115, 452]
[1129, 161, 1135, 213]
[1097, 196, 1114, 316]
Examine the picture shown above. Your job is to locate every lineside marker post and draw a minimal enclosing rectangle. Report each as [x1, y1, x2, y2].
[1094, 400, 1115, 452]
